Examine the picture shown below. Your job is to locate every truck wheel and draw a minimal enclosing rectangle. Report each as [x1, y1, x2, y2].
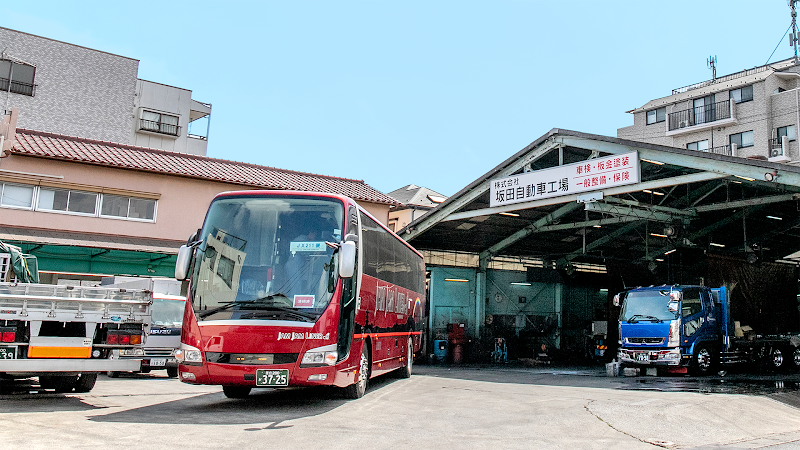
[74, 373, 97, 393]
[166, 367, 179, 378]
[106, 371, 120, 378]
[343, 343, 370, 399]
[690, 345, 714, 376]
[769, 347, 789, 371]
[792, 348, 800, 371]
[222, 386, 251, 398]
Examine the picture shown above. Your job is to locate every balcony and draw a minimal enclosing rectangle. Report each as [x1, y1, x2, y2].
[768, 137, 791, 162]
[0, 77, 35, 97]
[666, 100, 736, 136]
[138, 119, 180, 137]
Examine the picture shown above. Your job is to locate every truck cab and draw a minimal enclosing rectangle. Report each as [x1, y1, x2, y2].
[616, 285, 721, 374]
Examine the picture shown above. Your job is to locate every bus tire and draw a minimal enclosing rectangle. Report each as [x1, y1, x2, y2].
[398, 337, 413, 378]
[344, 343, 369, 399]
[74, 373, 97, 393]
[222, 386, 251, 398]
[166, 367, 179, 378]
[690, 345, 714, 376]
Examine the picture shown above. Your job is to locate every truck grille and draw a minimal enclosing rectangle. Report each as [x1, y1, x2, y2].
[626, 337, 664, 345]
[144, 349, 174, 357]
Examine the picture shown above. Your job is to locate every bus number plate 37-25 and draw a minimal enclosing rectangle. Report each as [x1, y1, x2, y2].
[256, 369, 289, 387]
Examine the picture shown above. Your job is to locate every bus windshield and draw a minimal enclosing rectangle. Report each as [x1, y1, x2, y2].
[619, 290, 678, 323]
[190, 196, 344, 322]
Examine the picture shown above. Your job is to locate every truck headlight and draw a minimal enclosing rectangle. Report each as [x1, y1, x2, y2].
[300, 343, 338, 367]
[175, 343, 203, 365]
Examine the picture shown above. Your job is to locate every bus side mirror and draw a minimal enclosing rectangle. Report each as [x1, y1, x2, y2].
[175, 245, 192, 281]
[339, 241, 356, 278]
[613, 293, 620, 307]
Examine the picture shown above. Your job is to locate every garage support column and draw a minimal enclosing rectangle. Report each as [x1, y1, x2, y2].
[554, 283, 563, 349]
[475, 255, 488, 338]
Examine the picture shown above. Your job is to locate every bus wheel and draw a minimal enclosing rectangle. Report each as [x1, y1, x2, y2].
[344, 344, 369, 399]
[74, 373, 97, 393]
[222, 386, 251, 399]
[398, 337, 413, 378]
[690, 345, 714, 376]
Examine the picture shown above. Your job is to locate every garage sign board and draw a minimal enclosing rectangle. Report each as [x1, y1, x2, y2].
[489, 151, 640, 207]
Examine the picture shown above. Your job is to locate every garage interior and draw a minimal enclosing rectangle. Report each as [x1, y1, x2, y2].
[401, 129, 800, 363]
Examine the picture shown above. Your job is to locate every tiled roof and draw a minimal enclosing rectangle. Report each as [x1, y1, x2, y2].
[387, 184, 448, 207]
[9, 129, 399, 205]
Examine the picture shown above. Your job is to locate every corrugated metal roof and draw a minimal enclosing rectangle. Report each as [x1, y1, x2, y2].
[387, 184, 448, 207]
[9, 129, 399, 206]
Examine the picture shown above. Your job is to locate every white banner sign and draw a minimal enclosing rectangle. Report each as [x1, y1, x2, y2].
[489, 151, 640, 207]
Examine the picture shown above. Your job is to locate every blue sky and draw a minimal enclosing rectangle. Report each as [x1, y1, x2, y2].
[3, 1, 795, 197]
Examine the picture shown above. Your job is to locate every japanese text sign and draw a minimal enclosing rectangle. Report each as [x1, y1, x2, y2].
[489, 151, 640, 207]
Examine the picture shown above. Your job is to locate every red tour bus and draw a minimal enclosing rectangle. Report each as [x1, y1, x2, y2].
[174, 190, 427, 398]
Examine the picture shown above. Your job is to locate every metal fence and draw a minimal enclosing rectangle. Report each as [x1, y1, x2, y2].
[668, 100, 731, 131]
[139, 119, 180, 137]
[0, 77, 35, 96]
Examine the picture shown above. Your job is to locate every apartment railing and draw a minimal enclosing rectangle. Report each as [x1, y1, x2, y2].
[769, 138, 783, 150]
[139, 119, 180, 137]
[668, 100, 731, 131]
[0, 77, 35, 97]
[672, 65, 772, 95]
[708, 145, 732, 156]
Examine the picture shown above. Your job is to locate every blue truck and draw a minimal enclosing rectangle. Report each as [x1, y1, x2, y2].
[615, 285, 800, 375]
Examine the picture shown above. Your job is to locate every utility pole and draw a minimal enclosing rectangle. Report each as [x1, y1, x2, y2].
[791, 0, 799, 63]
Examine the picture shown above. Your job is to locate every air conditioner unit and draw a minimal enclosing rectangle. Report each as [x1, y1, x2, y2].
[771, 148, 782, 158]
[679, 120, 688, 128]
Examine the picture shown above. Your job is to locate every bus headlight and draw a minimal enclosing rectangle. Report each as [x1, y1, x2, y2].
[300, 344, 338, 367]
[175, 343, 203, 365]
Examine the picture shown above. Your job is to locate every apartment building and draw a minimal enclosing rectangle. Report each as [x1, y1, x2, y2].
[618, 58, 800, 163]
[0, 27, 211, 155]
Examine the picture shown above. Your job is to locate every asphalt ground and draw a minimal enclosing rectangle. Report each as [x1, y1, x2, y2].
[4, 363, 800, 449]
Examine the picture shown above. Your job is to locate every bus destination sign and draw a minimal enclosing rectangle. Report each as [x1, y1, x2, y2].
[489, 151, 640, 207]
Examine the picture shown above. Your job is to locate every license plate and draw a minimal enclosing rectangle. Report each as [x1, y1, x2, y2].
[149, 358, 166, 367]
[0, 347, 15, 359]
[256, 369, 289, 387]
[635, 352, 649, 362]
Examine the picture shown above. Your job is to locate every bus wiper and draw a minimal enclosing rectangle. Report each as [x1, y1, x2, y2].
[197, 300, 257, 319]
[239, 307, 317, 323]
[627, 315, 662, 323]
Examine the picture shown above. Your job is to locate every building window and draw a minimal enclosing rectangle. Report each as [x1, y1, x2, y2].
[777, 125, 796, 142]
[729, 130, 754, 149]
[0, 182, 34, 209]
[646, 107, 666, 125]
[0, 59, 36, 96]
[729, 85, 753, 104]
[100, 194, 156, 221]
[686, 140, 709, 151]
[140, 110, 180, 137]
[37, 187, 98, 215]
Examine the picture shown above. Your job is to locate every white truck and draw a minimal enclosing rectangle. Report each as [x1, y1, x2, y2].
[0, 245, 152, 393]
